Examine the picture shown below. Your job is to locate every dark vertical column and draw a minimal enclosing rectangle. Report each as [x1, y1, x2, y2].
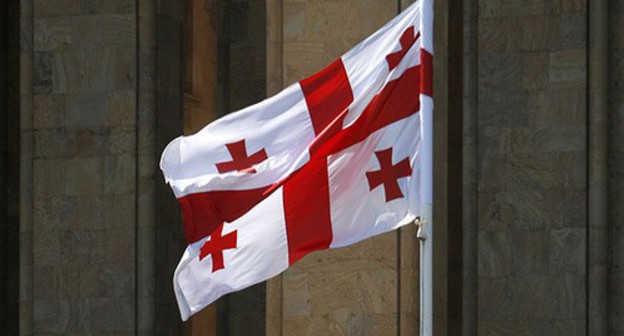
[216, 1, 267, 335]
[588, 0, 608, 334]
[1, 0, 20, 333]
[155, 1, 185, 335]
[0, 1, 8, 330]
[462, 0, 478, 334]
[608, 1, 624, 334]
[447, 0, 464, 334]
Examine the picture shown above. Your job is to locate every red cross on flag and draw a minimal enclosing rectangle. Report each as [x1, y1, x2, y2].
[160, 0, 433, 321]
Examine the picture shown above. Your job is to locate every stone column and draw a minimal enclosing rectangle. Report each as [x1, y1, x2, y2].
[609, 1, 624, 334]
[588, 0, 609, 334]
[27, 0, 139, 333]
[476, 0, 588, 333]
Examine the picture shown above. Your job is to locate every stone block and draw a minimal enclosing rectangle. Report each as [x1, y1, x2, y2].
[477, 277, 507, 321]
[69, 15, 104, 50]
[34, 17, 72, 51]
[478, 320, 529, 336]
[283, 2, 306, 42]
[357, 0, 397, 35]
[505, 152, 585, 190]
[522, 53, 549, 91]
[73, 229, 108, 263]
[302, 1, 362, 42]
[560, 14, 586, 50]
[33, 231, 63, 266]
[479, 0, 546, 18]
[479, 52, 522, 91]
[549, 50, 586, 88]
[478, 18, 511, 53]
[71, 127, 111, 157]
[65, 93, 107, 128]
[103, 15, 136, 48]
[303, 267, 396, 316]
[34, 128, 71, 158]
[33, 266, 57, 299]
[528, 88, 585, 126]
[478, 88, 528, 127]
[33, 158, 66, 198]
[106, 91, 136, 127]
[552, 320, 585, 336]
[33, 298, 70, 333]
[478, 230, 510, 277]
[501, 127, 534, 154]
[53, 265, 81, 298]
[516, 16, 561, 51]
[51, 49, 135, 93]
[33, 196, 76, 231]
[95, 263, 135, 297]
[548, 228, 586, 275]
[477, 152, 505, 191]
[101, 154, 135, 195]
[282, 272, 310, 317]
[283, 42, 326, 84]
[479, 16, 560, 52]
[78, 264, 100, 297]
[105, 226, 135, 252]
[477, 192, 512, 231]
[80, 297, 134, 333]
[507, 275, 585, 320]
[34, 94, 65, 129]
[533, 125, 585, 153]
[82, 0, 134, 15]
[507, 276, 560, 319]
[510, 230, 549, 276]
[560, 0, 585, 13]
[33, 52, 53, 94]
[65, 157, 102, 195]
[34, 0, 80, 17]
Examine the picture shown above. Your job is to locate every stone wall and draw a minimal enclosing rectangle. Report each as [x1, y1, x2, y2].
[154, 1, 185, 334]
[474, 0, 588, 334]
[26, 0, 138, 333]
[609, 1, 624, 334]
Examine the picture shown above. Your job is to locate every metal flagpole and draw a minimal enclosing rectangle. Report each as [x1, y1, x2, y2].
[415, 0, 434, 334]
[417, 207, 433, 336]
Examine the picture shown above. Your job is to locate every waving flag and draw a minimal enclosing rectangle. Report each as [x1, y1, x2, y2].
[160, 0, 433, 321]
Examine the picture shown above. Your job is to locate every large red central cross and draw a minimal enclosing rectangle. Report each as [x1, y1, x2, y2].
[366, 147, 413, 202]
[181, 26, 432, 268]
[216, 139, 268, 174]
[199, 225, 238, 272]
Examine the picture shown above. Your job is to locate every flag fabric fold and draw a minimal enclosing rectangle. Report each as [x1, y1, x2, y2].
[160, 0, 433, 321]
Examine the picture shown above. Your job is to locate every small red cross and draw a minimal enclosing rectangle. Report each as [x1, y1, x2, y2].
[216, 139, 268, 173]
[386, 27, 420, 71]
[366, 147, 412, 202]
[199, 225, 237, 272]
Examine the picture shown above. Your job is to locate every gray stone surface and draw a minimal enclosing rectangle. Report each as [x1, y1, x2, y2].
[476, 0, 589, 332]
[610, 1, 624, 334]
[27, 1, 138, 334]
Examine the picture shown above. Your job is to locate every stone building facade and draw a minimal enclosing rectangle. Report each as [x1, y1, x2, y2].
[1, 0, 622, 335]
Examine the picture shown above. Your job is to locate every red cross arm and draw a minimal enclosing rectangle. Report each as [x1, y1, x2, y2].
[216, 139, 268, 174]
[386, 27, 421, 71]
[199, 226, 238, 272]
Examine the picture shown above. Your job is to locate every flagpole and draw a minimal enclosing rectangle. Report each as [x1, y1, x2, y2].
[417, 206, 433, 336]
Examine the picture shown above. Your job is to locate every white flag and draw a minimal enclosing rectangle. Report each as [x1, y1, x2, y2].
[160, 0, 433, 321]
